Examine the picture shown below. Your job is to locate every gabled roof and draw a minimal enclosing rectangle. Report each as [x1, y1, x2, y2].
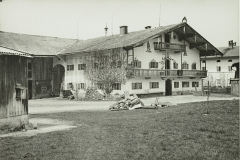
[0, 31, 78, 56]
[0, 46, 32, 57]
[58, 22, 223, 57]
[218, 46, 239, 57]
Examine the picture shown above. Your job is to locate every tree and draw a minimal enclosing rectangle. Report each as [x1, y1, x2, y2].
[84, 48, 133, 96]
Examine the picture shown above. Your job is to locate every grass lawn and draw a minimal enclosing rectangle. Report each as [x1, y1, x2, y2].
[1, 100, 239, 160]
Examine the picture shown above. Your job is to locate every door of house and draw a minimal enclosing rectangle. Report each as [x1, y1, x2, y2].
[52, 65, 65, 96]
[165, 79, 172, 96]
[165, 59, 171, 76]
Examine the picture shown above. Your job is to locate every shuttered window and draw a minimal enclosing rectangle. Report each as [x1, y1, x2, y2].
[78, 64, 86, 70]
[192, 82, 199, 87]
[150, 82, 159, 89]
[173, 62, 178, 69]
[112, 83, 121, 90]
[149, 62, 158, 68]
[182, 62, 189, 69]
[192, 63, 196, 70]
[132, 83, 142, 90]
[67, 65, 74, 71]
[174, 82, 179, 88]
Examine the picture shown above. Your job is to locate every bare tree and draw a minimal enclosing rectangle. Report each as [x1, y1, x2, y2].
[84, 48, 133, 96]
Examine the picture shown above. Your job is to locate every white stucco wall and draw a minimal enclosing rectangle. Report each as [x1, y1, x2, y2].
[53, 31, 204, 95]
[203, 57, 239, 86]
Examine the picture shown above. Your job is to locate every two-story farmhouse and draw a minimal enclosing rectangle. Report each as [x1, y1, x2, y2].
[55, 22, 223, 96]
[201, 43, 239, 87]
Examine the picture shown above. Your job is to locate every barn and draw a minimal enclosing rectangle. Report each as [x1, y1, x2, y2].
[0, 31, 78, 99]
[0, 47, 31, 130]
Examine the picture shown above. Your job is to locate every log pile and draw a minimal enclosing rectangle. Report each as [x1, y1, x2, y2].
[109, 94, 145, 110]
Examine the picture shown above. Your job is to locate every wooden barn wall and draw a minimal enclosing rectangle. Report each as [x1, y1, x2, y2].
[31, 57, 53, 98]
[0, 55, 28, 119]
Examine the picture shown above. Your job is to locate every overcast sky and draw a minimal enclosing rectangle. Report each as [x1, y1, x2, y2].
[0, 0, 239, 47]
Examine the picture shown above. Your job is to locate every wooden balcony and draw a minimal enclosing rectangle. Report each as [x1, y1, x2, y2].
[154, 42, 186, 51]
[133, 69, 207, 78]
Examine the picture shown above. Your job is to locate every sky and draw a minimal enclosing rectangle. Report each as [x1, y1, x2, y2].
[0, 0, 239, 47]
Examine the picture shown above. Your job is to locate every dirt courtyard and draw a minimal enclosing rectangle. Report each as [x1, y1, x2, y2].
[29, 94, 239, 114]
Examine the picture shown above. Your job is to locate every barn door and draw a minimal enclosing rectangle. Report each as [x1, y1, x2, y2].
[52, 65, 65, 96]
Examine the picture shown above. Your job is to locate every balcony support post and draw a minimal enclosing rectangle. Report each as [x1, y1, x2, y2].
[205, 53, 206, 70]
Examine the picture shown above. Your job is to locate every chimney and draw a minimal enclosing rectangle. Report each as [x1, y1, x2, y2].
[120, 26, 128, 35]
[229, 40, 237, 48]
[145, 26, 151, 29]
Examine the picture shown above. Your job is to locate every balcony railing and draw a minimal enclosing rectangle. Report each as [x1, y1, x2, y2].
[182, 70, 207, 77]
[133, 69, 207, 78]
[154, 42, 186, 51]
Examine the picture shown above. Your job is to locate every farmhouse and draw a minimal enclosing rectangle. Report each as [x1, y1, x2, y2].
[0, 48, 31, 130]
[55, 22, 223, 96]
[201, 42, 239, 87]
[0, 32, 78, 99]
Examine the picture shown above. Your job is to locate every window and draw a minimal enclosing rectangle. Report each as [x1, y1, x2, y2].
[77, 83, 85, 90]
[192, 63, 196, 70]
[216, 60, 221, 62]
[174, 82, 179, 88]
[67, 65, 74, 71]
[150, 82, 159, 89]
[131, 60, 141, 68]
[202, 67, 206, 71]
[202, 60, 206, 63]
[132, 83, 142, 90]
[192, 82, 199, 87]
[67, 83, 73, 90]
[96, 83, 104, 90]
[228, 66, 232, 71]
[112, 83, 121, 90]
[149, 61, 158, 68]
[27, 61, 32, 78]
[182, 82, 189, 88]
[182, 61, 189, 69]
[216, 66, 221, 72]
[228, 59, 232, 62]
[78, 64, 86, 70]
[173, 62, 178, 69]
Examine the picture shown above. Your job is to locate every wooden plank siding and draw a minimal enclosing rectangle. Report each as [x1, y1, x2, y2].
[31, 57, 53, 98]
[0, 55, 28, 119]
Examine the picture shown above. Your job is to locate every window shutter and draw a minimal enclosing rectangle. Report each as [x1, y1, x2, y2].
[187, 64, 189, 69]
[156, 62, 158, 68]
[150, 82, 152, 89]
[119, 83, 121, 90]
[176, 63, 178, 69]
[132, 83, 134, 89]
[140, 83, 142, 89]
[139, 61, 141, 68]
[149, 62, 151, 68]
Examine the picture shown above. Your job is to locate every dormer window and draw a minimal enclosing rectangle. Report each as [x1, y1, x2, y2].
[228, 59, 232, 62]
[216, 60, 221, 62]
